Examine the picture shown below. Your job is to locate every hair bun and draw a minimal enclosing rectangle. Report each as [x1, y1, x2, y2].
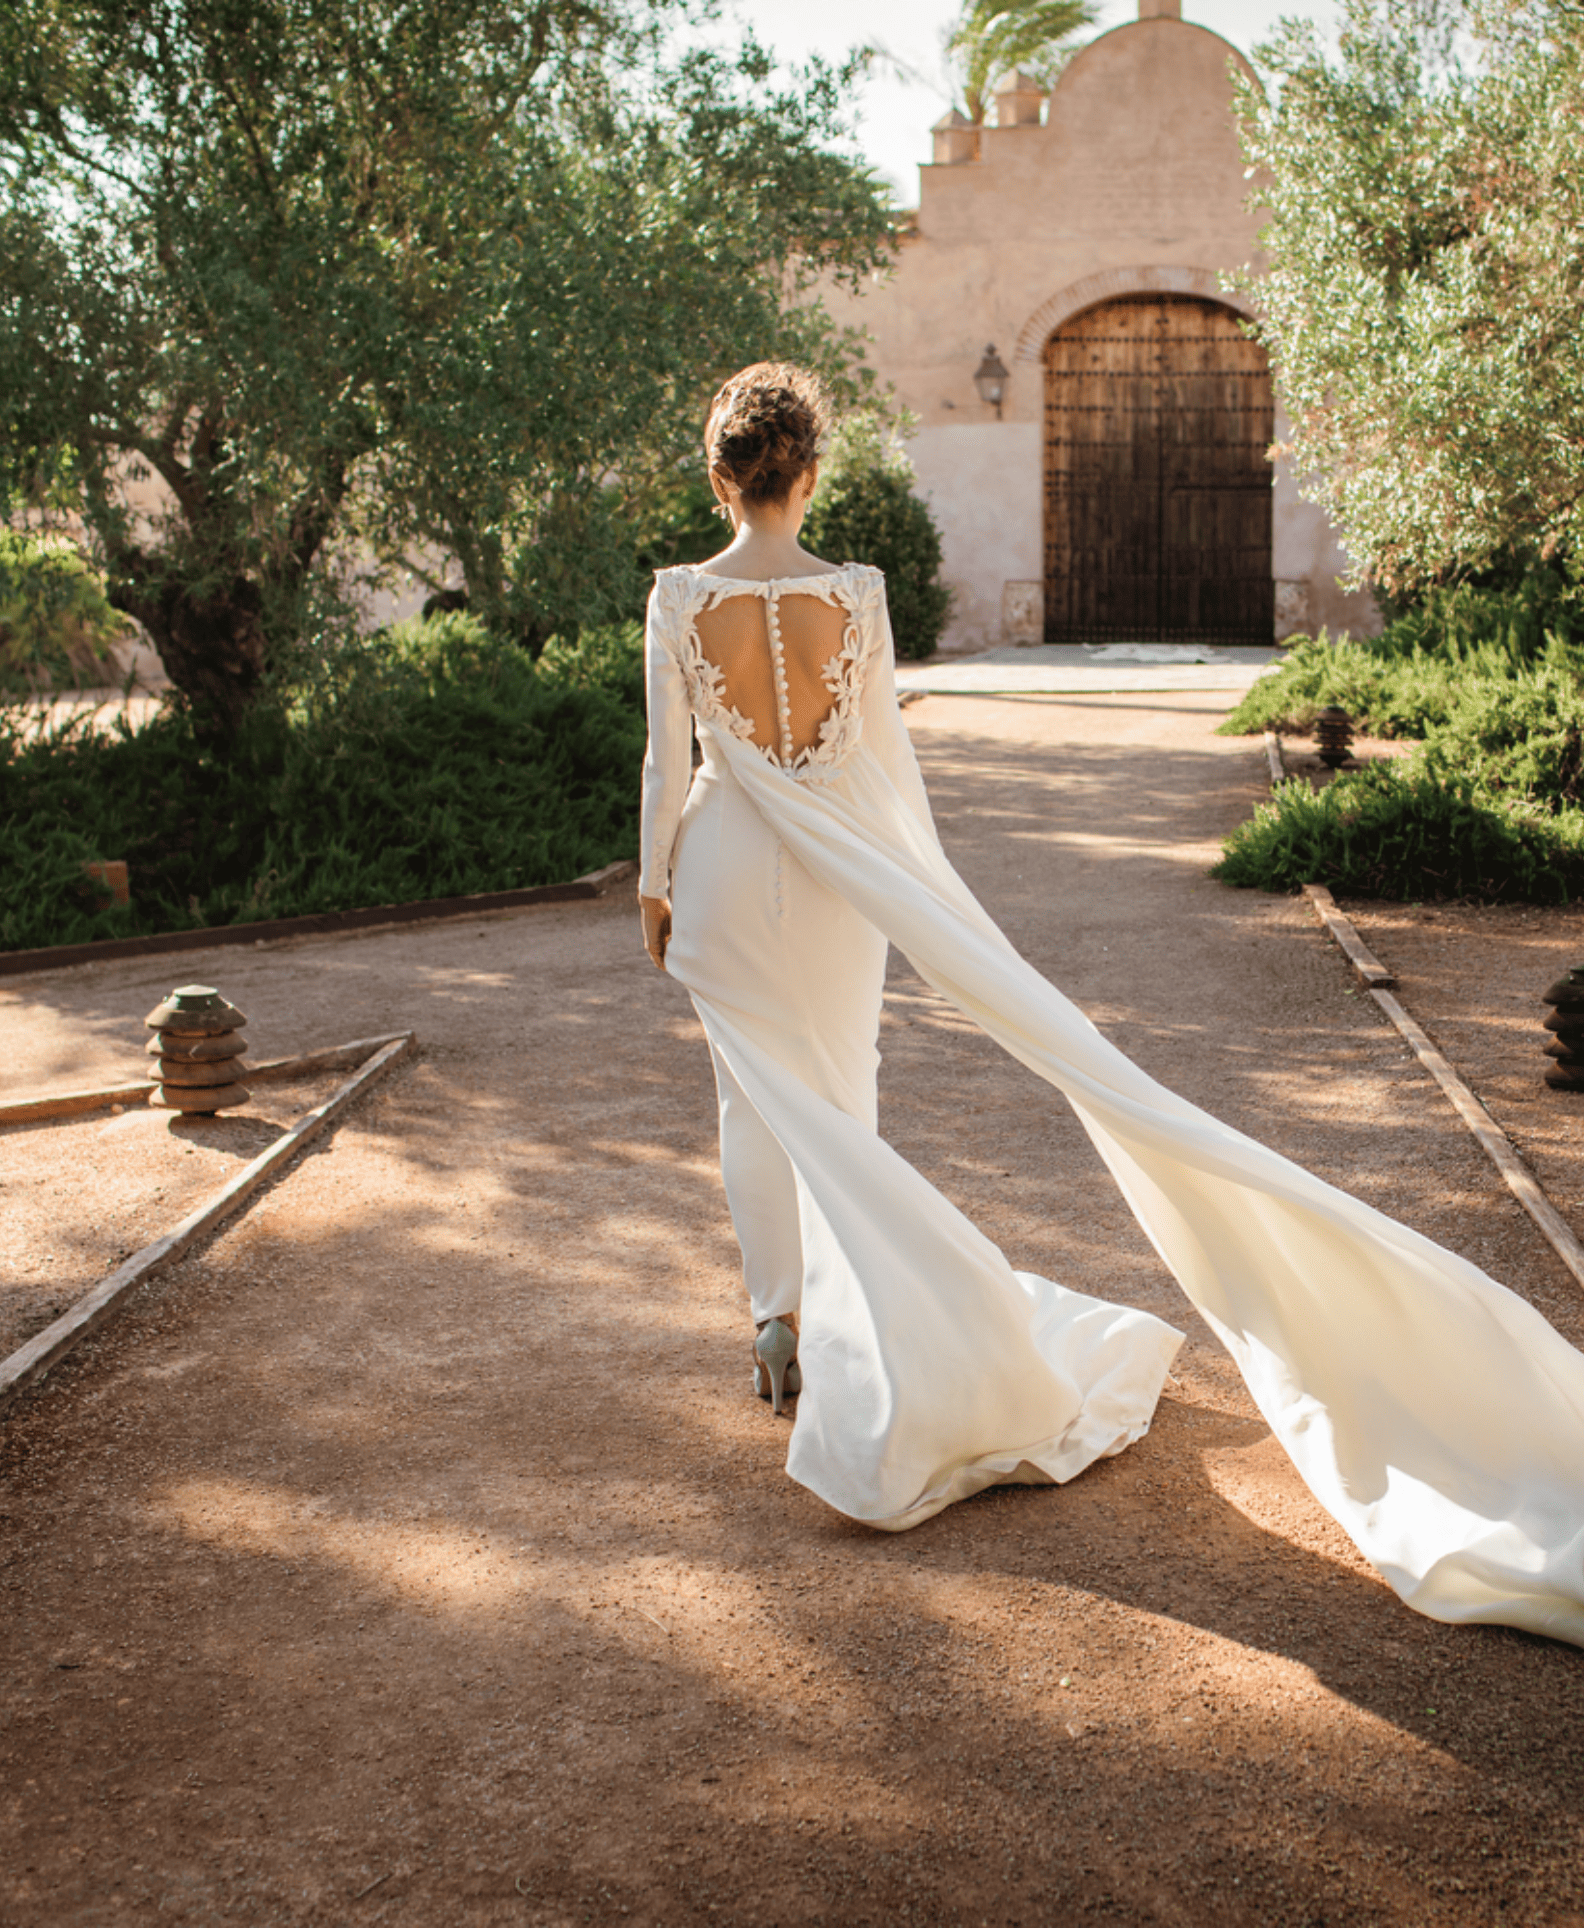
[705, 363, 829, 507]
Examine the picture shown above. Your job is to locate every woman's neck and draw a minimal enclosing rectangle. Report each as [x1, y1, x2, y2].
[702, 477, 835, 580]
[704, 529, 830, 580]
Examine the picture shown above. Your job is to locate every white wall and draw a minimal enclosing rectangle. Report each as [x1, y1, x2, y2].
[1271, 408, 1380, 639]
[908, 422, 1042, 651]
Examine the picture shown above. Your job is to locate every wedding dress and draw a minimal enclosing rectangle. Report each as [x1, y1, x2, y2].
[640, 559, 1584, 1648]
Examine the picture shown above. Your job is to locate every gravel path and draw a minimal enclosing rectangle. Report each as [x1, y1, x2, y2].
[2, 692, 1582, 1928]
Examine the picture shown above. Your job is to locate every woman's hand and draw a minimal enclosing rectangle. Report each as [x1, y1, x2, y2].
[640, 893, 672, 971]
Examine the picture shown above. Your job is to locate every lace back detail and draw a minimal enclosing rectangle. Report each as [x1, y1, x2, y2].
[659, 564, 883, 783]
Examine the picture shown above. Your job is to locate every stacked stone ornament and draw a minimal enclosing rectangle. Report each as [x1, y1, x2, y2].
[145, 985, 251, 1113]
[1541, 965, 1584, 1091]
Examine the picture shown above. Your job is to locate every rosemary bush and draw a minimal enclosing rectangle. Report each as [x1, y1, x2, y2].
[1214, 582, 1584, 902]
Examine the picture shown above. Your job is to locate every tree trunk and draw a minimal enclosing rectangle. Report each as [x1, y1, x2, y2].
[111, 571, 269, 745]
[453, 529, 554, 658]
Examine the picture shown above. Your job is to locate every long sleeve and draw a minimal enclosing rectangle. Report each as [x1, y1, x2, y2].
[640, 582, 694, 898]
[861, 578, 938, 840]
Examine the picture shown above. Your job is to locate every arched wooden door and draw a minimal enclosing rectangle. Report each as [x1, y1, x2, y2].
[1042, 295, 1274, 642]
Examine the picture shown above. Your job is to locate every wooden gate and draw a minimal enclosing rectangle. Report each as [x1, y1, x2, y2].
[1042, 295, 1274, 643]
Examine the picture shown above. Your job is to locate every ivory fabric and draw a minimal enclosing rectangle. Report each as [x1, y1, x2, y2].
[641, 561, 1584, 1646]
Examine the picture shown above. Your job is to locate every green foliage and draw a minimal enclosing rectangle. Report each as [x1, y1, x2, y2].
[1216, 630, 1584, 741]
[805, 418, 953, 660]
[0, 618, 644, 953]
[1212, 762, 1584, 904]
[1422, 671, 1584, 809]
[947, 0, 1096, 123]
[1233, 0, 1584, 595]
[1214, 575, 1584, 901]
[1220, 573, 1584, 738]
[0, 528, 123, 694]
[0, 0, 896, 739]
[630, 472, 730, 585]
[536, 622, 645, 715]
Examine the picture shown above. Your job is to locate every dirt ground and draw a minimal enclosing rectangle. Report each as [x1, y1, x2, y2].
[0, 1075, 348, 1361]
[2, 691, 1583, 1928]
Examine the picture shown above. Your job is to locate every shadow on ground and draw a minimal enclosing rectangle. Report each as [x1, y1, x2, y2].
[3, 694, 1582, 1927]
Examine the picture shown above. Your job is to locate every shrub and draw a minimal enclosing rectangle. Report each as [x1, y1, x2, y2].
[630, 473, 725, 588]
[805, 416, 953, 660]
[536, 621, 645, 715]
[1221, 578, 1584, 741]
[1213, 577, 1584, 902]
[1423, 672, 1584, 811]
[0, 617, 645, 952]
[1212, 762, 1584, 904]
[0, 528, 124, 694]
[1217, 633, 1435, 738]
[1371, 567, 1582, 666]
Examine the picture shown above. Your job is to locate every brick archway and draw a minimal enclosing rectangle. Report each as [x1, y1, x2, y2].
[1015, 265, 1257, 366]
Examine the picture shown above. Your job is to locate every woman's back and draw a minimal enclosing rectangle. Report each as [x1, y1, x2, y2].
[691, 584, 851, 762]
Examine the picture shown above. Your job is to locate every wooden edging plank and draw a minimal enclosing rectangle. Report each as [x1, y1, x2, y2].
[1302, 882, 1397, 989]
[249, 1033, 412, 1084]
[1367, 988, 1584, 1293]
[0, 859, 638, 980]
[1300, 885, 1584, 1295]
[0, 1082, 156, 1126]
[0, 1034, 414, 1415]
[0, 1032, 412, 1127]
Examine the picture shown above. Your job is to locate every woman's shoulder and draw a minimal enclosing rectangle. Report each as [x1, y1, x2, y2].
[649, 561, 885, 638]
[651, 558, 885, 587]
[829, 560, 887, 609]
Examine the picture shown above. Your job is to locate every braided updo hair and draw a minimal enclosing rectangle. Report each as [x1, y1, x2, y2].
[705, 362, 829, 507]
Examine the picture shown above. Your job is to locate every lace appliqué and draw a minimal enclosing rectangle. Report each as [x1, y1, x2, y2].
[670, 626, 762, 756]
[658, 564, 883, 783]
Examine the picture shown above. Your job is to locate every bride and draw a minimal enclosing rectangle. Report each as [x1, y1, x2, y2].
[638, 361, 1584, 1647]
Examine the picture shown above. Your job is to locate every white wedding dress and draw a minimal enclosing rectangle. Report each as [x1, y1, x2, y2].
[640, 559, 1584, 1647]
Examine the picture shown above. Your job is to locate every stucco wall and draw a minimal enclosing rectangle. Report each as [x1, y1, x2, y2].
[1270, 406, 1378, 640]
[822, 9, 1375, 650]
[906, 423, 1042, 647]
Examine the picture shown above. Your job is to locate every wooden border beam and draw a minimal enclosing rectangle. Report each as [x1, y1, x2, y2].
[1368, 988, 1584, 1293]
[1299, 890, 1584, 1294]
[0, 860, 638, 980]
[0, 1082, 156, 1126]
[0, 1033, 413, 1127]
[0, 1034, 414, 1414]
[1302, 883, 1397, 989]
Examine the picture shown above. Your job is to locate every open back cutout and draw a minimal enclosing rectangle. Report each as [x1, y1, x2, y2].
[692, 591, 852, 762]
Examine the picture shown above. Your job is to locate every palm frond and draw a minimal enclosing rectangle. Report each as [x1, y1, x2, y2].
[946, 0, 1098, 122]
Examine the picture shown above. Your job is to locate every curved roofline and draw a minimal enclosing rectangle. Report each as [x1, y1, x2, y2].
[1051, 14, 1261, 98]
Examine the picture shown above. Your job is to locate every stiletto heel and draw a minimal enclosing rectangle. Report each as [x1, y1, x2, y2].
[752, 1317, 799, 1415]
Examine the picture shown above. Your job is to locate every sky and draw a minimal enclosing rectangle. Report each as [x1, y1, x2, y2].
[722, 0, 1343, 201]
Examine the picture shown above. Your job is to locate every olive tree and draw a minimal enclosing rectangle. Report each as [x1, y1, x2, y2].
[1233, 0, 1584, 597]
[0, 1, 894, 738]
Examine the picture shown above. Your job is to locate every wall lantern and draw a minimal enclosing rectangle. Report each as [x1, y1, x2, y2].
[974, 345, 1010, 419]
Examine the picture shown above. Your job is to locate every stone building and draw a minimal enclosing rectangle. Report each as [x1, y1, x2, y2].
[821, 0, 1375, 652]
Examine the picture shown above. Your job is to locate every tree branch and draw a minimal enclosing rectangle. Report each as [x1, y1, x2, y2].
[18, 108, 149, 199]
[284, 452, 355, 580]
[203, 45, 280, 211]
[123, 433, 208, 529]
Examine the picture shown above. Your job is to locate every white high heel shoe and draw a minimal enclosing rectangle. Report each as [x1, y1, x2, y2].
[752, 1318, 801, 1415]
